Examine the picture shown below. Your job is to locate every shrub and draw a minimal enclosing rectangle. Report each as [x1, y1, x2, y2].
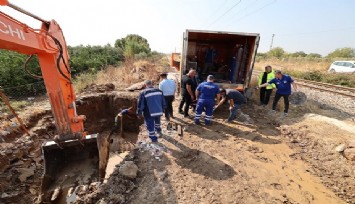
[73, 72, 97, 93]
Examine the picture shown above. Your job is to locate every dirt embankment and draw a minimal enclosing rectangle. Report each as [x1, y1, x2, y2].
[0, 87, 143, 203]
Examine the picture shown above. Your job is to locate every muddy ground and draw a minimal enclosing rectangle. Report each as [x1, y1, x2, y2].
[1, 86, 355, 204]
[75, 94, 354, 204]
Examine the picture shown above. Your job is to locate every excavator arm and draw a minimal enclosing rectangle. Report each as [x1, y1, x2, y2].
[0, 2, 108, 201]
[0, 2, 85, 140]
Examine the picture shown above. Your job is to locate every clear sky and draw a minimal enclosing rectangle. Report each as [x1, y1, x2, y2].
[1, 0, 355, 56]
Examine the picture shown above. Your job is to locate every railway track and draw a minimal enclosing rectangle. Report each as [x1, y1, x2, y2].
[252, 70, 355, 99]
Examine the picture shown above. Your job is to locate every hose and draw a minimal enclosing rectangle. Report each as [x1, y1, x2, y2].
[24, 55, 43, 79]
[47, 34, 72, 83]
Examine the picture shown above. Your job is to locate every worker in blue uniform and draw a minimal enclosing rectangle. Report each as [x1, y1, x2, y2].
[194, 75, 220, 125]
[137, 80, 166, 142]
[258, 70, 298, 117]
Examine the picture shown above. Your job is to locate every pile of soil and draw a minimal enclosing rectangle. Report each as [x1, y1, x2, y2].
[81, 83, 115, 94]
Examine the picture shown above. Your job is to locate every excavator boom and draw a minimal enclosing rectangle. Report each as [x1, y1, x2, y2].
[0, 2, 107, 202]
[0, 9, 85, 138]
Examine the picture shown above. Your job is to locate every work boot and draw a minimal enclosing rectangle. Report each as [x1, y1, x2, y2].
[149, 136, 158, 143]
[268, 110, 276, 115]
[156, 132, 163, 138]
[205, 121, 212, 126]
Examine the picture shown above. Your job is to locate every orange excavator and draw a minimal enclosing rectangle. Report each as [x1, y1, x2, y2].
[0, 0, 107, 201]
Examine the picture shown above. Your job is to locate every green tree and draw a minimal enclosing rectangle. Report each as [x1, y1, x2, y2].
[289, 51, 307, 58]
[68, 45, 123, 74]
[307, 53, 322, 58]
[114, 34, 151, 58]
[0, 44, 124, 96]
[267, 47, 285, 59]
[326, 47, 355, 58]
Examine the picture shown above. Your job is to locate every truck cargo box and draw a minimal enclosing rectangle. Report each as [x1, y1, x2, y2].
[180, 30, 260, 91]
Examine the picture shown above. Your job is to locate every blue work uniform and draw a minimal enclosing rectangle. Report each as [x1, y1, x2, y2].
[137, 87, 166, 142]
[194, 82, 220, 125]
[268, 74, 294, 95]
[268, 74, 294, 113]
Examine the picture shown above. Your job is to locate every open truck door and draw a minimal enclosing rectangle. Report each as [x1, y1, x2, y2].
[244, 34, 260, 90]
[180, 29, 260, 92]
[180, 31, 188, 77]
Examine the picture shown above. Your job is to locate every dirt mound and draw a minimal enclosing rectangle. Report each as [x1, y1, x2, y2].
[125, 81, 146, 92]
[96, 60, 160, 90]
[81, 83, 115, 93]
[0, 114, 54, 203]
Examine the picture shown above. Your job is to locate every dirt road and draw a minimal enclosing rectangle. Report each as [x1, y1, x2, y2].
[1, 80, 354, 203]
[76, 98, 354, 204]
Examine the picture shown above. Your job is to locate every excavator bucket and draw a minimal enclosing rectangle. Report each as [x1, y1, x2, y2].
[40, 134, 110, 202]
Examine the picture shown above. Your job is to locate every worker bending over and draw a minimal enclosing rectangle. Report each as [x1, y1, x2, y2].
[137, 80, 166, 142]
[194, 75, 220, 125]
[258, 70, 297, 117]
[215, 88, 245, 122]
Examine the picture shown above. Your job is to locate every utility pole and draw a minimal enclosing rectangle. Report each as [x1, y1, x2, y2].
[269, 34, 275, 51]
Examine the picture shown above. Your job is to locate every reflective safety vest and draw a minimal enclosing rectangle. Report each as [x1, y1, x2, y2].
[258, 71, 276, 89]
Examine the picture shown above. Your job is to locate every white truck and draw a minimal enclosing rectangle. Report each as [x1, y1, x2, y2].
[180, 29, 260, 92]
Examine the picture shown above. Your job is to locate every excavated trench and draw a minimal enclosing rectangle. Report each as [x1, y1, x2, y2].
[0, 91, 143, 204]
[76, 92, 142, 136]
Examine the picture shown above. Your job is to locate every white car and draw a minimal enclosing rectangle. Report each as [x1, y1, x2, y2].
[328, 61, 355, 73]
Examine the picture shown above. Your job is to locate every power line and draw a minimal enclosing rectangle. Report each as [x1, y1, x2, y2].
[226, 0, 260, 22]
[207, 0, 242, 28]
[225, 0, 276, 28]
[207, 0, 230, 20]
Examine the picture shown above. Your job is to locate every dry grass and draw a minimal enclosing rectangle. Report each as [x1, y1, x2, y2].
[254, 57, 355, 87]
[0, 100, 30, 114]
[74, 56, 175, 92]
[255, 58, 331, 72]
[95, 59, 167, 90]
[73, 73, 97, 93]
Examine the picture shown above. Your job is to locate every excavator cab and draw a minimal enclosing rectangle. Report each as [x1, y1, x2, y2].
[0, 2, 109, 202]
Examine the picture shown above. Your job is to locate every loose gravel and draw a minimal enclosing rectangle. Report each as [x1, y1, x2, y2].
[298, 86, 355, 116]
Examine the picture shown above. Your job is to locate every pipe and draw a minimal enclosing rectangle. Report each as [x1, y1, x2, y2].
[7, 2, 49, 24]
